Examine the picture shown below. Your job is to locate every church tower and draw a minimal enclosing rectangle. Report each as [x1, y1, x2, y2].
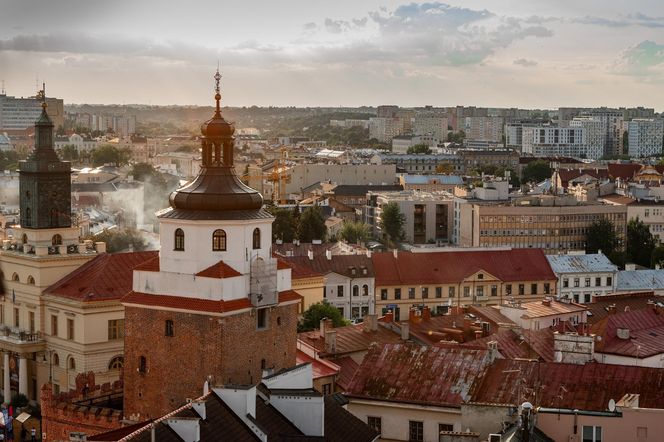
[122, 71, 300, 421]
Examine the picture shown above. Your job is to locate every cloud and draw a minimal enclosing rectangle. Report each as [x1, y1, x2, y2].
[514, 58, 538, 67]
[574, 13, 664, 28]
[613, 40, 664, 77]
[302, 22, 318, 31]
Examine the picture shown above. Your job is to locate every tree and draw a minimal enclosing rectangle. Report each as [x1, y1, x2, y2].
[91, 228, 149, 253]
[435, 163, 455, 174]
[58, 144, 79, 161]
[92, 144, 131, 166]
[297, 206, 327, 242]
[299, 301, 348, 332]
[586, 218, 618, 258]
[339, 222, 370, 244]
[406, 143, 432, 154]
[651, 245, 664, 268]
[626, 217, 657, 267]
[380, 202, 405, 246]
[522, 160, 552, 183]
[272, 208, 297, 242]
[447, 130, 465, 143]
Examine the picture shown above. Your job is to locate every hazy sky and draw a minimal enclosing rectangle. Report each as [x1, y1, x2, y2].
[1, 0, 664, 109]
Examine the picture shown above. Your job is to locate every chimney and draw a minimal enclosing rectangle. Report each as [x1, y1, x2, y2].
[400, 322, 410, 340]
[422, 306, 431, 321]
[616, 328, 630, 340]
[325, 250, 332, 260]
[487, 341, 498, 363]
[325, 330, 337, 354]
[384, 310, 394, 323]
[474, 329, 483, 340]
[542, 298, 551, 307]
[463, 316, 473, 330]
[366, 249, 372, 258]
[608, 304, 617, 315]
[319, 318, 333, 338]
[364, 314, 378, 332]
[95, 241, 107, 253]
[307, 249, 314, 260]
[393, 249, 398, 259]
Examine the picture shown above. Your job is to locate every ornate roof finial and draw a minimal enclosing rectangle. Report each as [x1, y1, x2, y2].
[214, 66, 222, 115]
[40, 82, 47, 110]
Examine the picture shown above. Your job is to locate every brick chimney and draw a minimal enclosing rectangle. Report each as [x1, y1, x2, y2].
[474, 329, 483, 340]
[384, 311, 394, 323]
[409, 308, 421, 322]
[364, 314, 378, 332]
[422, 306, 431, 321]
[608, 304, 617, 315]
[647, 300, 656, 312]
[325, 330, 337, 354]
[319, 318, 333, 338]
[542, 298, 551, 307]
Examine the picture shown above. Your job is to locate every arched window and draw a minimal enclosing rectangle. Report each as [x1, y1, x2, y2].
[108, 356, 124, 370]
[212, 229, 227, 251]
[68, 356, 76, 370]
[352, 285, 359, 297]
[252, 228, 261, 250]
[52, 353, 60, 367]
[362, 284, 369, 296]
[21, 234, 27, 245]
[52, 234, 62, 246]
[11, 273, 19, 282]
[27, 276, 35, 285]
[174, 228, 185, 251]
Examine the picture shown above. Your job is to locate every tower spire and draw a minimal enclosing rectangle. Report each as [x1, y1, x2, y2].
[214, 67, 221, 115]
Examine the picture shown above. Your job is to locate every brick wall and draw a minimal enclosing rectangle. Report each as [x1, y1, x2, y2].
[123, 302, 298, 421]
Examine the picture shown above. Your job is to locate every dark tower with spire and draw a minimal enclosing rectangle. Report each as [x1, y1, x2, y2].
[18, 84, 72, 229]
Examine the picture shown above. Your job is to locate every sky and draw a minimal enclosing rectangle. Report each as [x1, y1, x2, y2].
[1, 0, 664, 109]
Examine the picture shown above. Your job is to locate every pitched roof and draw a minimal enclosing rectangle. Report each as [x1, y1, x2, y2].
[468, 305, 516, 326]
[557, 168, 608, 187]
[585, 292, 658, 324]
[513, 300, 587, 319]
[324, 394, 380, 442]
[284, 254, 374, 278]
[195, 260, 242, 278]
[591, 306, 664, 358]
[44, 251, 158, 302]
[296, 350, 340, 380]
[464, 328, 556, 362]
[470, 358, 664, 410]
[372, 249, 556, 286]
[330, 184, 402, 196]
[346, 343, 492, 407]
[333, 356, 359, 391]
[298, 323, 402, 357]
[273, 242, 334, 258]
[546, 253, 618, 274]
[607, 163, 641, 181]
[617, 270, 664, 291]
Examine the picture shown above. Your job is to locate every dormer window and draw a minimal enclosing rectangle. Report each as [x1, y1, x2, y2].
[253, 228, 261, 250]
[174, 228, 185, 251]
[212, 229, 227, 251]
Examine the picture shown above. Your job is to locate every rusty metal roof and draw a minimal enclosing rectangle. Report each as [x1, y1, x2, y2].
[585, 292, 657, 324]
[592, 307, 664, 357]
[516, 300, 587, 319]
[346, 343, 491, 407]
[298, 322, 401, 357]
[546, 253, 617, 274]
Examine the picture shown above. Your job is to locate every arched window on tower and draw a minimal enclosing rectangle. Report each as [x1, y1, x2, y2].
[52, 234, 62, 246]
[212, 229, 227, 251]
[174, 228, 185, 251]
[253, 228, 261, 250]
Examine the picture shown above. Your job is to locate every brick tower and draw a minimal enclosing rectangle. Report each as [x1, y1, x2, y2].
[122, 71, 300, 421]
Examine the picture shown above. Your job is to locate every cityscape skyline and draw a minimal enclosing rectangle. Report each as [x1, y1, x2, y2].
[1, 0, 664, 108]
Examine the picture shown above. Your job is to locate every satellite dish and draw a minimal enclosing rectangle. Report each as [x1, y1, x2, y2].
[555, 351, 563, 362]
[608, 399, 616, 412]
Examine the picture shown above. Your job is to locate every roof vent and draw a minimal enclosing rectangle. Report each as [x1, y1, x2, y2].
[616, 328, 630, 340]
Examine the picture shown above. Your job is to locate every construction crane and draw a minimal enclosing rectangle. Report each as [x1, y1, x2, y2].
[241, 147, 291, 204]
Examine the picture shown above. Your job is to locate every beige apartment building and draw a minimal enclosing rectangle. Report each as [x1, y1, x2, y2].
[455, 196, 627, 253]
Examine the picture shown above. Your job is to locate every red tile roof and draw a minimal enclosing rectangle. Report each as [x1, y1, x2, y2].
[333, 356, 359, 391]
[195, 261, 242, 279]
[277, 257, 323, 279]
[44, 251, 158, 302]
[133, 256, 160, 272]
[346, 343, 491, 407]
[465, 328, 555, 362]
[283, 255, 374, 278]
[557, 168, 609, 188]
[296, 351, 340, 380]
[406, 314, 487, 345]
[470, 358, 664, 410]
[372, 249, 556, 286]
[298, 323, 402, 357]
[468, 305, 516, 326]
[591, 307, 664, 358]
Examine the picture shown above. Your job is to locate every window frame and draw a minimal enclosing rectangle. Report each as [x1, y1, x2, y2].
[253, 228, 261, 250]
[174, 228, 185, 251]
[165, 319, 174, 337]
[212, 229, 227, 251]
[408, 420, 424, 442]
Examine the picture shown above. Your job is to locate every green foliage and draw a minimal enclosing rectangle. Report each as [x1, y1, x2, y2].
[586, 218, 618, 259]
[651, 245, 664, 268]
[339, 222, 371, 244]
[91, 228, 149, 253]
[435, 163, 455, 174]
[299, 301, 348, 332]
[0, 150, 19, 171]
[297, 206, 327, 242]
[473, 165, 520, 186]
[92, 144, 131, 166]
[10, 393, 29, 409]
[522, 160, 552, 183]
[379, 202, 405, 246]
[626, 217, 657, 267]
[271, 112, 374, 147]
[272, 208, 297, 242]
[447, 130, 465, 143]
[58, 144, 79, 161]
[406, 143, 432, 154]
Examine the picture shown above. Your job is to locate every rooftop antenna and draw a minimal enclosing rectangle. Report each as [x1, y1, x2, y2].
[1, 80, 4, 95]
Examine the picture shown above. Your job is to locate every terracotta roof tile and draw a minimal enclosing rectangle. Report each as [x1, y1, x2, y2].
[284, 255, 374, 278]
[195, 260, 242, 278]
[44, 251, 158, 302]
[133, 256, 160, 272]
[372, 249, 556, 286]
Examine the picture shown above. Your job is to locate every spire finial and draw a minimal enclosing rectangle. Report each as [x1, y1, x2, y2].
[213, 67, 222, 114]
[40, 82, 47, 110]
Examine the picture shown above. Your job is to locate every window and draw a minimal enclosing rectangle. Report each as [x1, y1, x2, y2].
[52, 353, 60, 367]
[380, 289, 388, 300]
[583, 425, 602, 442]
[476, 286, 484, 297]
[595, 277, 601, 287]
[138, 356, 147, 373]
[585, 278, 591, 287]
[174, 228, 185, 251]
[68, 357, 76, 370]
[52, 234, 62, 246]
[108, 319, 124, 340]
[337, 285, 344, 298]
[505, 284, 512, 295]
[436, 287, 442, 298]
[448, 287, 455, 298]
[29, 311, 34, 333]
[584, 294, 591, 303]
[165, 320, 174, 337]
[27, 275, 35, 285]
[607, 277, 612, 286]
[544, 283, 550, 294]
[574, 278, 580, 287]
[531, 283, 537, 294]
[518, 284, 525, 295]
[322, 383, 332, 395]
[14, 308, 19, 328]
[394, 288, 401, 300]
[439, 423, 454, 433]
[463, 286, 470, 297]
[421, 287, 429, 299]
[212, 229, 227, 251]
[563, 278, 569, 288]
[491, 285, 498, 296]
[67, 319, 74, 340]
[253, 228, 261, 249]
[362, 285, 369, 296]
[11, 273, 19, 282]
[409, 421, 424, 442]
[24, 207, 31, 227]
[408, 288, 415, 299]
[257, 308, 268, 329]
[108, 356, 124, 370]
[367, 416, 382, 434]
[352, 285, 359, 297]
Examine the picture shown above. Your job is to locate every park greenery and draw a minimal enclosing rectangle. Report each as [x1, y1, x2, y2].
[298, 301, 349, 332]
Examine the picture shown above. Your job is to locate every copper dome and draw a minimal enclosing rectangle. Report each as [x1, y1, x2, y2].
[200, 93, 235, 137]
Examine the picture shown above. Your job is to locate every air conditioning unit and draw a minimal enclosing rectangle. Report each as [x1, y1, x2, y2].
[488, 434, 501, 442]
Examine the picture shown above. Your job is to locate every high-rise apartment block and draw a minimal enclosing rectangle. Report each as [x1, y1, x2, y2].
[0, 92, 65, 131]
[522, 126, 586, 158]
[461, 116, 504, 145]
[413, 114, 448, 141]
[628, 119, 664, 158]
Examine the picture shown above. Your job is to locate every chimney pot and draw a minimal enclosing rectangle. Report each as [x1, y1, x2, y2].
[400, 322, 410, 340]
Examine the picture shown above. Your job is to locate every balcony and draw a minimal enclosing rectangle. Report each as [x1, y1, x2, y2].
[0, 325, 46, 353]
